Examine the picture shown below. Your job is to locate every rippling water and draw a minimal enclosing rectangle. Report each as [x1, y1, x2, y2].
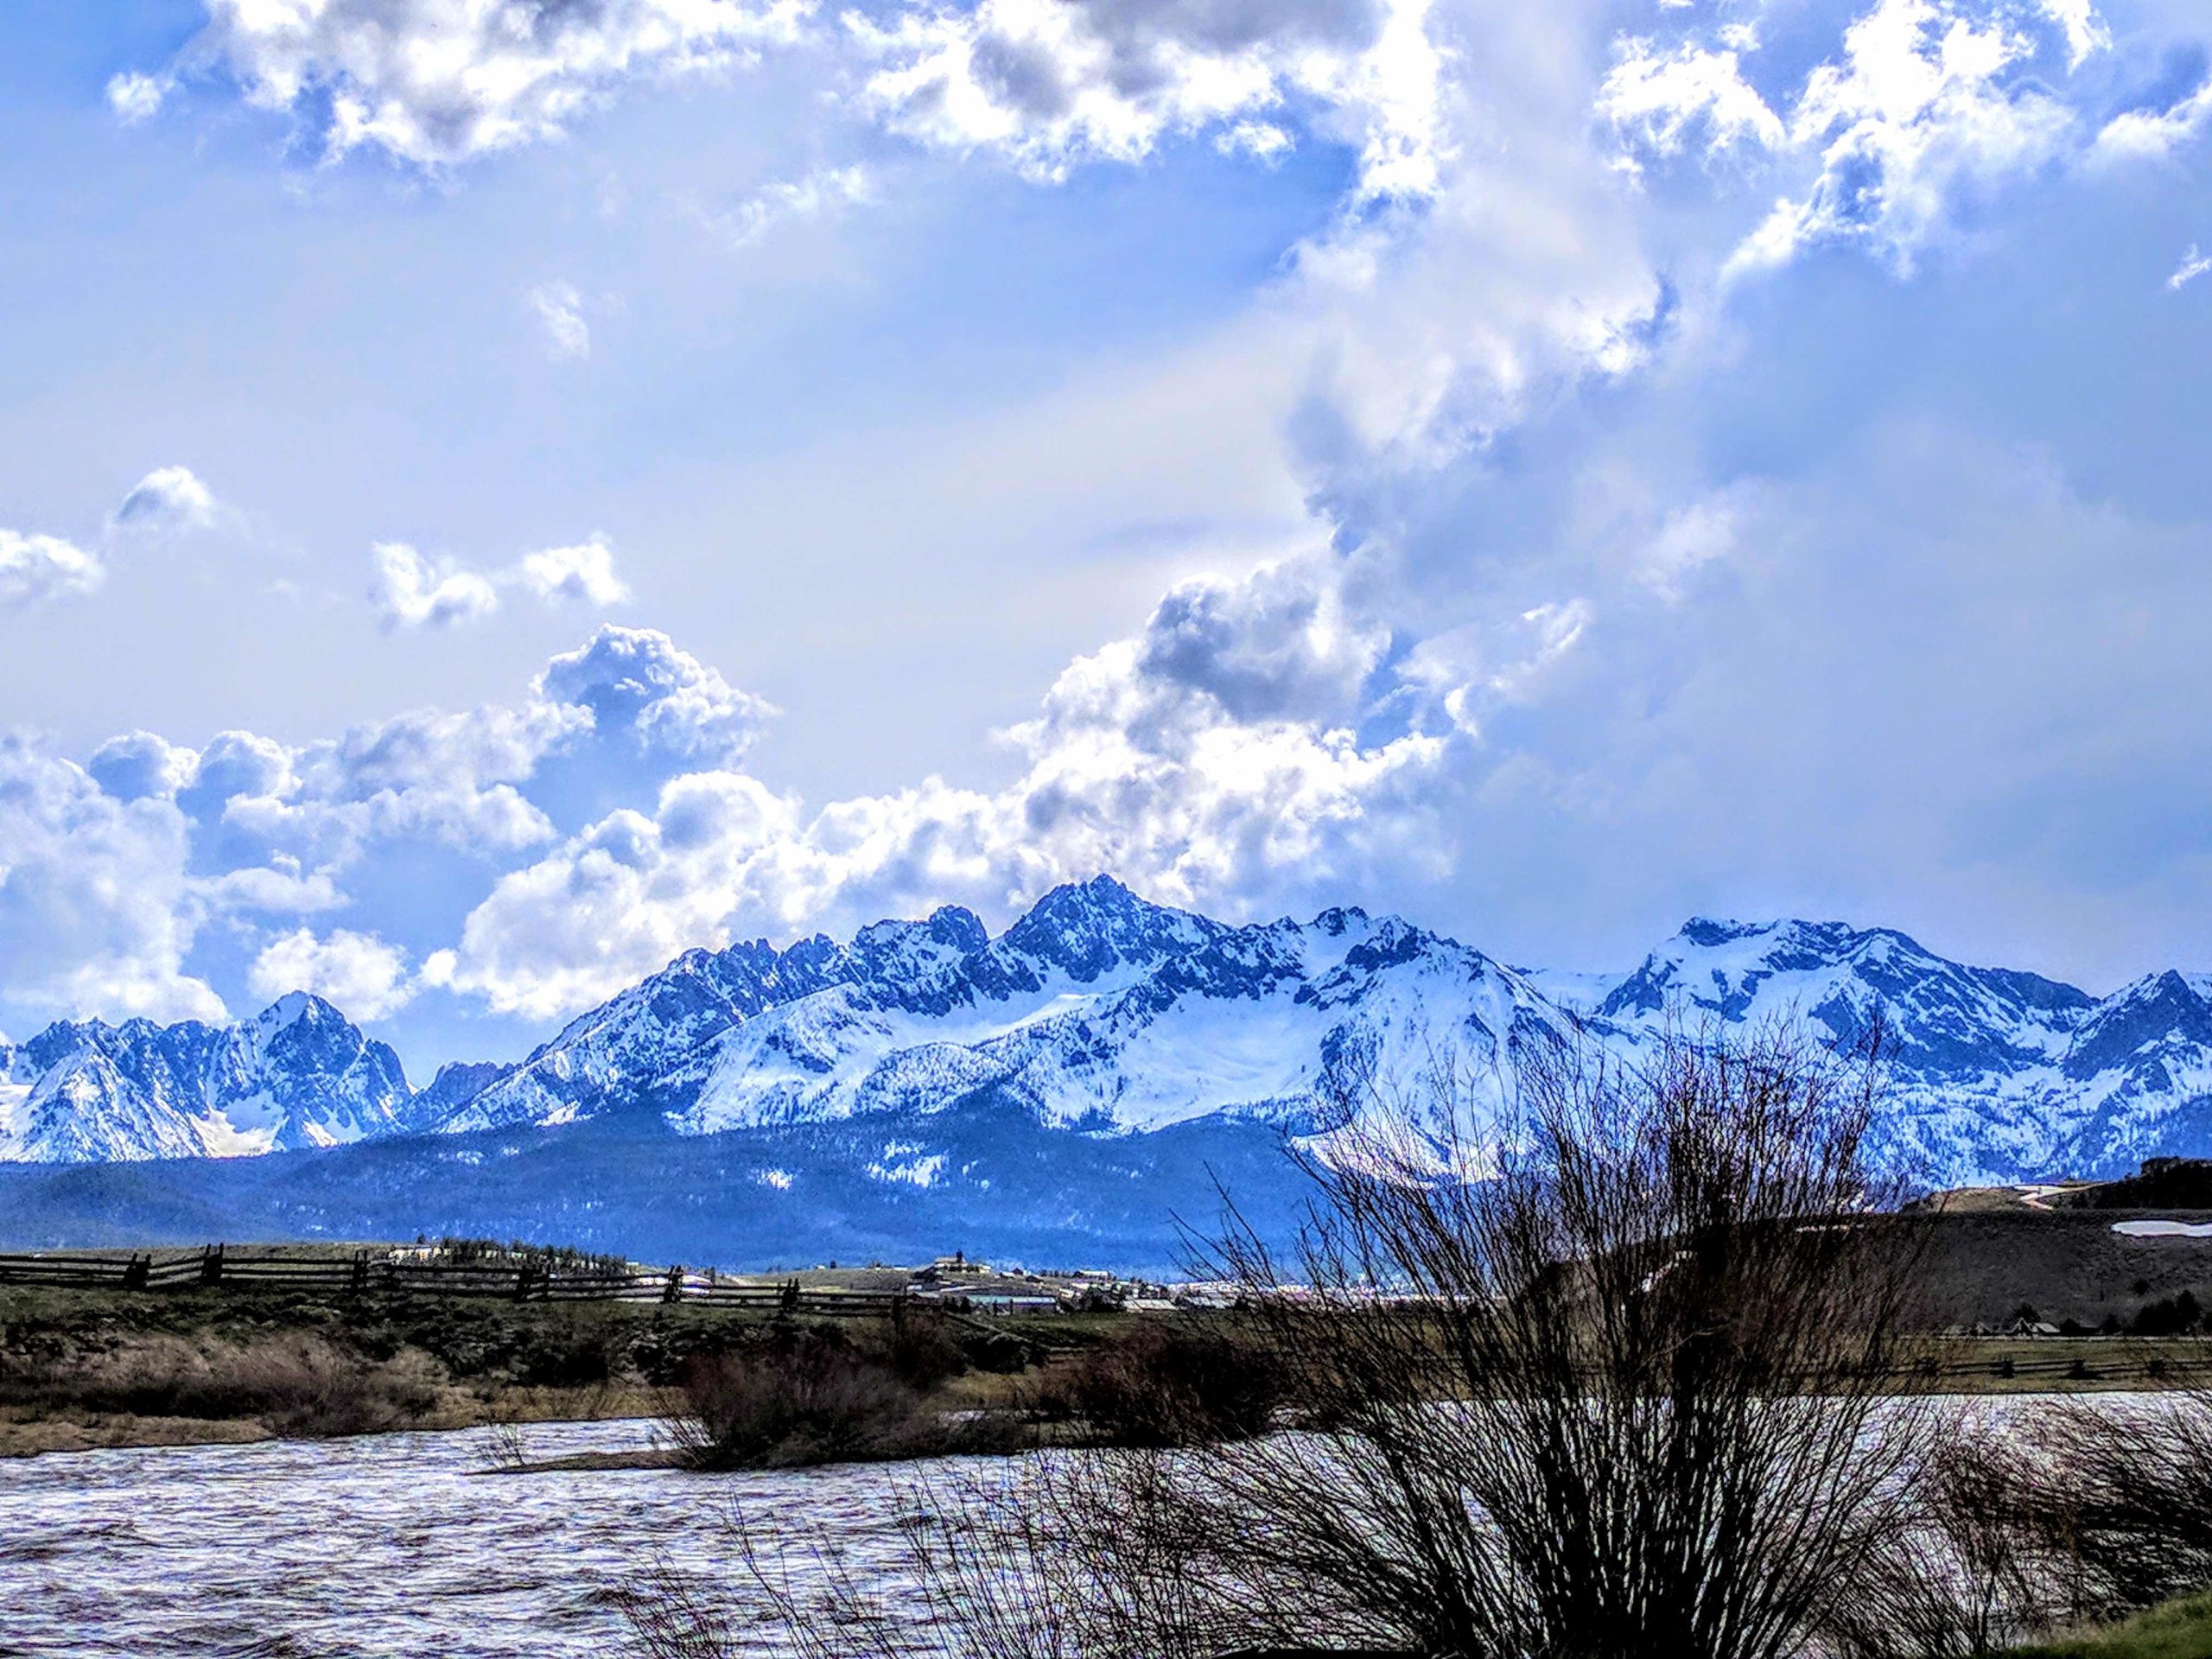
[0, 1421, 943, 1658]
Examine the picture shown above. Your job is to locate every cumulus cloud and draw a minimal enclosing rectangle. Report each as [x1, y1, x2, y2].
[151, 0, 810, 167]
[850, 0, 1446, 200]
[249, 927, 416, 1019]
[0, 530, 104, 607]
[106, 70, 168, 124]
[2091, 71, 2212, 164]
[112, 464, 222, 533]
[79, 628, 761, 971]
[371, 537, 632, 627]
[435, 572, 1446, 1018]
[1603, 0, 2110, 279]
[88, 732, 201, 803]
[526, 282, 591, 361]
[0, 739, 225, 1025]
[1274, 5, 1668, 477]
[518, 538, 630, 606]
[535, 625, 772, 767]
[1738, 0, 2078, 276]
[1599, 33, 1785, 158]
[371, 541, 501, 630]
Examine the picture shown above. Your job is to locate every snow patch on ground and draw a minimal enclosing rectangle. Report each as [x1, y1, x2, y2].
[867, 1147, 948, 1187]
[2113, 1219, 2212, 1239]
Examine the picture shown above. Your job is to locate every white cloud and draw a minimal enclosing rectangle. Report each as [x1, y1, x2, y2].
[1640, 499, 1743, 601]
[106, 70, 168, 124]
[436, 569, 1446, 1018]
[371, 541, 501, 630]
[124, 627, 764, 961]
[372, 537, 632, 627]
[112, 464, 222, 533]
[526, 282, 591, 361]
[88, 732, 201, 803]
[2093, 77, 2212, 164]
[1598, 35, 1785, 157]
[518, 538, 630, 606]
[690, 164, 874, 249]
[2172, 244, 2212, 291]
[535, 625, 773, 767]
[274, 702, 571, 856]
[2035, 0, 2108, 70]
[1398, 594, 1597, 736]
[0, 739, 225, 1026]
[1604, 0, 2107, 280]
[849, 0, 1446, 201]
[158, 0, 811, 167]
[1738, 0, 2080, 276]
[0, 531, 104, 607]
[249, 927, 415, 1019]
[1275, 6, 1668, 474]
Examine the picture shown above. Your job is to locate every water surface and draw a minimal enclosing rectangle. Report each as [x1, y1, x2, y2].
[0, 1421, 931, 1658]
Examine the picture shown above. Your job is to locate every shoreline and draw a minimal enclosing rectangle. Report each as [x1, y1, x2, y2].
[5, 1363, 2200, 1465]
[0, 1388, 667, 1461]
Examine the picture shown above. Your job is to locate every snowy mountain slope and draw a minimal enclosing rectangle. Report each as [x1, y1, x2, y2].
[661, 905, 1575, 1138]
[1592, 918, 2212, 1180]
[0, 1038, 30, 1151]
[439, 879, 1222, 1134]
[6, 881, 2212, 1186]
[0, 995, 413, 1163]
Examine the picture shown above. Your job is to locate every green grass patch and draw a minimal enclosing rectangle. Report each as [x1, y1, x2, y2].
[2007, 1591, 2212, 1657]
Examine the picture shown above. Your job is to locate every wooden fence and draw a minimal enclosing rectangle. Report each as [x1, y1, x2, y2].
[0, 1246, 918, 1313]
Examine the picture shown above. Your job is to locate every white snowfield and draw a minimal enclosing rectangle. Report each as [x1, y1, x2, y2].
[2112, 1219, 2212, 1239]
[6, 880, 2212, 1189]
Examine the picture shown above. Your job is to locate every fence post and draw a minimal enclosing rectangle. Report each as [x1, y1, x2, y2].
[779, 1277, 801, 1317]
[664, 1265, 684, 1305]
[199, 1243, 224, 1287]
[123, 1254, 150, 1291]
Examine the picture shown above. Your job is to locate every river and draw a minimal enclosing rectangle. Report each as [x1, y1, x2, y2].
[0, 1420, 939, 1658]
[0, 1395, 2162, 1657]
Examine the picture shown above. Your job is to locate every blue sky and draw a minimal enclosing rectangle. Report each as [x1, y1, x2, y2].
[1, 0, 2208, 1076]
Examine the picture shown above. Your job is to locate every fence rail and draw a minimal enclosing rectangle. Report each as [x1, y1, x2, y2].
[0, 1247, 916, 1313]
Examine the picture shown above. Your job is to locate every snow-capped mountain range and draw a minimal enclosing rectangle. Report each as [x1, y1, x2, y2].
[0, 993, 411, 1164]
[5, 878, 2210, 1185]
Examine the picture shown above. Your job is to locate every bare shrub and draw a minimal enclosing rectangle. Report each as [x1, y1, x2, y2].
[0, 1335, 438, 1437]
[668, 1332, 918, 1471]
[223, 1339, 441, 1437]
[2008, 1389, 2212, 1618]
[867, 1306, 972, 1392]
[1825, 1418, 2087, 1659]
[1026, 1321, 1281, 1448]
[618, 1461, 1265, 1659]
[622, 1021, 1941, 1659]
[1154, 1023, 1936, 1659]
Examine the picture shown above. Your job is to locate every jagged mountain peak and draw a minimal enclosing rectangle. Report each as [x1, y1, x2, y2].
[10, 888, 2212, 1189]
[995, 874, 1212, 982]
[255, 990, 327, 1030]
[0, 995, 411, 1162]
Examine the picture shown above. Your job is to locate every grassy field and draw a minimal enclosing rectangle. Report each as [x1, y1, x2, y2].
[0, 1274, 1138, 1457]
